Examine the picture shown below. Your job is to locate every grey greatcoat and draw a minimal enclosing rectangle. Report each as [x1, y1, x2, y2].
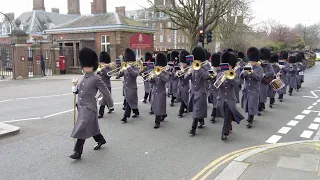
[277, 61, 290, 95]
[238, 61, 246, 84]
[188, 67, 210, 118]
[296, 62, 304, 86]
[240, 65, 264, 116]
[142, 69, 152, 93]
[118, 66, 139, 109]
[216, 72, 244, 124]
[176, 70, 191, 106]
[169, 66, 179, 98]
[259, 64, 274, 103]
[269, 64, 281, 98]
[150, 71, 170, 115]
[71, 73, 114, 139]
[98, 66, 112, 106]
[288, 64, 298, 89]
[208, 69, 221, 108]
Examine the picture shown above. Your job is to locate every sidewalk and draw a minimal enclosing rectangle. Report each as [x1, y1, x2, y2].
[0, 74, 123, 81]
[0, 122, 20, 138]
[214, 141, 320, 180]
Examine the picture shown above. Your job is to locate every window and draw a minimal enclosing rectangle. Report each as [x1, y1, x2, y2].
[152, 23, 156, 29]
[159, 23, 162, 29]
[168, 22, 172, 28]
[167, 35, 171, 42]
[28, 47, 33, 60]
[2, 25, 6, 34]
[160, 35, 164, 43]
[101, 35, 110, 53]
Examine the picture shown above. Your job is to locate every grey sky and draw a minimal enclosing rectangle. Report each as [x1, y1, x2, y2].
[1, 0, 319, 27]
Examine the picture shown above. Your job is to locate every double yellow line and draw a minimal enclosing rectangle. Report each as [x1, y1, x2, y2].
[191, 144, 270, 180]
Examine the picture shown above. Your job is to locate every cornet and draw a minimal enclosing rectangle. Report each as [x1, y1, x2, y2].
[213, 69, 237, 88]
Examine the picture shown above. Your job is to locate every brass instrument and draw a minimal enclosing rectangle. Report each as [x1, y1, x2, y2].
[144, 66, 168, 82]
[213, 69, 237, 88]
[208, 69, 217, 79]
[244, 65, 253, 74]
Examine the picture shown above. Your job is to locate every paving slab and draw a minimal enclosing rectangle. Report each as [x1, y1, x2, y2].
[244, 150, 281, 166]
[239, 164, 275, 180]
[269, 167, 317, 180]
[214, 161, 249, 180]
[277, 156, 319, 172]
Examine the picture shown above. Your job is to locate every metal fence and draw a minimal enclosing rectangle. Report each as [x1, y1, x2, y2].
[0, 45, 13, 79]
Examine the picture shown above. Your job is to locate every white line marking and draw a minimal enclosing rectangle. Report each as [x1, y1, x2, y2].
[302, 110, 311, 114]
[304, 90, 320, 99]
[317, 99, 320, 102]
[0, 99, 14, 103]
[3, 117, 41, 123]
[300, 130, 314, 139]
[266, 135, 282, 144]
[314, 117, 320, 123]
[313, 103, 317, 106]
[295, 115, 305, 120]
[43, 109, 73, 119]
[278, 127, 291, 134]
[308, 123, 320, 130]
[15, 93, 72, 100]
[287, 120, 299, 126]
[307, 106, 313, 109]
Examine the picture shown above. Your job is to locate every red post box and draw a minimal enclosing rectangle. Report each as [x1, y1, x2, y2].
[59, 56, 66, 74]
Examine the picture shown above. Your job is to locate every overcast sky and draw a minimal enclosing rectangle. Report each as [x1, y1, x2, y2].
[0, 0, 319, 27]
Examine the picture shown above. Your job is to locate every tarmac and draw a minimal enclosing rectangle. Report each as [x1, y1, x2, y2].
[214, 140, 320, 180]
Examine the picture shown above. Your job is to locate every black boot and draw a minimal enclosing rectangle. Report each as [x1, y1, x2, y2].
[221, 134, 227, 140]
[69, 152, 81, 159]
[98, 105, 105, 118]
[108, 108, 114, 114]
[211, 108, 217, 123]
[161, 114, 167, 121]
[121, 117, 127, 123]
[132, 110, 139, 118]
[154, 116, 161, 129]
[189, 119, 198, 136]
[246, 115, 254, 128]
[198, 119, 205, 129]
[278, 94, 284, 102]
[94, 139, 106, 150]
[269, 98, 275, 108]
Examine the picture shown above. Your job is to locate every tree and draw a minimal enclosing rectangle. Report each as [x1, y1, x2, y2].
[148, 0, 249, 51]
[296, 35, 305, 50]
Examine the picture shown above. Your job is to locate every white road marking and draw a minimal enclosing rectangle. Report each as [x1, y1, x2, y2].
[0, 99, 13, 103]
[15, 93, 72, 100]
[304, 90, 320, 99]
[278, 127, 291, 134]
[307, 106, 313, 109]
[308, 123, 320, 130]
[295, 115, 305, 120]
[43, 109, 74, 119]
[314, 117, 320, 123]
[300, 130, 314, 139]
[313, 103, 317, 106]
[302, 110, 311, 114]
[287, 120, 299, 126]
[317, 99, 320, 102]
[3, 117, 41, 123]
[265, 135, 282, 144]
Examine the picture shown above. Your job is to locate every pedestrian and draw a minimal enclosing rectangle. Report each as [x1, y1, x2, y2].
[41, 55, 46, 76]
[70, 47, 114, 159]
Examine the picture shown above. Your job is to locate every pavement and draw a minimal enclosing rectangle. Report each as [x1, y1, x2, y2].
[213, 140, 320, 180]
[1, 62, 320, 180]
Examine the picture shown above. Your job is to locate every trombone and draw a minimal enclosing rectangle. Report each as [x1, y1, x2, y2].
[144, 66, 168, 82]
[213, 69, 237, 88]
[106, 60, 143, 76]
[96, 62, 116, 73]
[178, 60, 207, 77]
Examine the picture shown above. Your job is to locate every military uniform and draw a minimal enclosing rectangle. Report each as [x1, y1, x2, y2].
[268, 54, 280, 107]
[119, 48, 140, 123]
[277, 51, 290, 101]
[295, 54, 304, 90]
[288, 56, 298, 96]
[142, 52, 153, 103]
[70, 47, 114, 160]
[208, 53, 221, 122]
[169, 51, 180, 106]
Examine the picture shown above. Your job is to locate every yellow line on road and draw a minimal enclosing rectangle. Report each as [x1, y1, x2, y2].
[191, 144, 269, 180]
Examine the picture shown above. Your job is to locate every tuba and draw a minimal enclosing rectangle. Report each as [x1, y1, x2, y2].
[213, 69, 237, 88]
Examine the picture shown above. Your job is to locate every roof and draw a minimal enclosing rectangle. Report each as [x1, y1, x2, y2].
[16, 10, 79, 34]
[45, 12, 155, 34]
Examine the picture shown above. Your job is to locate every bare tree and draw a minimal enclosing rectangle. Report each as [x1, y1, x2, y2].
[147, 0, 248, 51]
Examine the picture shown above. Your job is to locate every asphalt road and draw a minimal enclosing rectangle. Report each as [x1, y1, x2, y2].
[1, 63, 320, 180]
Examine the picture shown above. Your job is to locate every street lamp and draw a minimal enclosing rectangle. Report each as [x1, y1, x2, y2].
[202, 0, 205, 47]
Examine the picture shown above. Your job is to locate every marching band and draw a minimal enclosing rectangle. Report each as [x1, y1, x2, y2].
[70, 45, 310, 159]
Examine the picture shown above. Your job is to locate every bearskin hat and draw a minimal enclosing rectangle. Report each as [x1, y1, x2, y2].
[167, 53, 171, 62]
[229, 53, 238, 68]
[170, 51, 179, 62]
[123, 48, 136, 62]
[288, 56, 296, 63]
[191, 46, 206, 62]
[279, 51, 289, 60]
[145, 52, 153, 62]
[210, 53, 220, 67]
[260, 47, 271, 60]
[150, 57, 155, 63]
[221, 51, 230, 64]
[296, 54, 302, 62]
[79, 47, 98, 70]
[206, 50, 211, 60]
[246, 47, 260, 62]
[179, 50, 190, 64]
[99, 51, 111, 63]
[269, 53, 279, 63]
[155, 53, 167, 67]
[238, 52, 245, 59]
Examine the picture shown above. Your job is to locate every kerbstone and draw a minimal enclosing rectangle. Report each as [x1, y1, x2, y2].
[214, 161, 249, 180]
[239, 164, 275, 180]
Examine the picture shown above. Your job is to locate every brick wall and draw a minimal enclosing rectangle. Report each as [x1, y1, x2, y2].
[68, 0, 80, 15]
[33, 0, 45, 11]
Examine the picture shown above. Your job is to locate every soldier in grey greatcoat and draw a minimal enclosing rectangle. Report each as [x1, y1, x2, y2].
[176, 50, 191, 118]
[237, 52, 246, 90]
[205, 50, 213, 104]
[240, 47, 264, 128]
[97, 51, 115, 118]
[142, 52, 153, 103]
[70, 47, 114, 160]
[277, 51, 290, 102]
[295, 54, 304, 90]
[166, 53, 172, 97]
[216, 51, 244, 140]
[188, 46, 210, 136]
[258, 47, 274, 115]
[169, 51, 180, 106]
[208, 53, 221, 123]
[298, 52, 307, 84]
[149, 53, 170, 128]
[288, 56, 298, 96]
[118, 48, 140, 123]
[268, 53, 281, 108]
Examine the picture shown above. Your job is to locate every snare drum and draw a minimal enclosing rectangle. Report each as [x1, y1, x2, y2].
[269, 78, 285, 91]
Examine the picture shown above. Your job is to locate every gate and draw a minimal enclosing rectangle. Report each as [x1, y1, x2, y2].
[60, 46, 75, 72]
[0, 44, 13, 79]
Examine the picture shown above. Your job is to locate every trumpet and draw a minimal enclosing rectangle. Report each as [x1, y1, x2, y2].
[213, 69, 237, 88]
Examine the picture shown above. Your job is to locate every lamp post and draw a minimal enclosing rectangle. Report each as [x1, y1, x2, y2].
[202, 0, 205, 47]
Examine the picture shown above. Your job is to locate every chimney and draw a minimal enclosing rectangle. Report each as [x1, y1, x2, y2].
[4, 13, 14, 22]
[68, 0, 81, 15]
[33, 0, 45, 11]
[94, 0, 106, 14]
[51, 8, 60, 13]
[115, 6, 125, 16]
[91, 2, 95, 14]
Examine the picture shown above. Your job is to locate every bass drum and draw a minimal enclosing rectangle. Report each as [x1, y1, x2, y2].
[270, 78, 285, 91]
